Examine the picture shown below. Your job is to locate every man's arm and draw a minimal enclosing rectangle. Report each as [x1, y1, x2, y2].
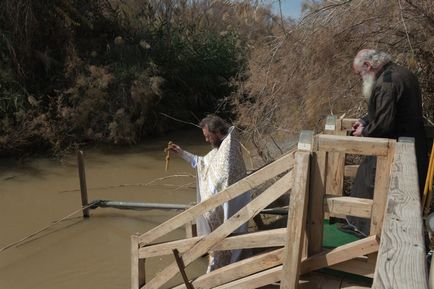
[168, 143, 198, 168]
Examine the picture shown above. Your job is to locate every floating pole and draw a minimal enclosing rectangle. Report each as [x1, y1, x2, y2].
[77, 150, 90, 218]
[93, 200, 191, 211]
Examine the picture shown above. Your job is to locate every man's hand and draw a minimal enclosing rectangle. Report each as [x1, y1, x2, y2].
[351, 120, 364, 137]
[168, 143, 182, 155]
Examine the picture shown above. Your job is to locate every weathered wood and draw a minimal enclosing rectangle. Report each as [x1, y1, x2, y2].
[213, 266, 282, 289]
[281, 151, 310, 289]
[77, 150, 90, 218]
[344, 165, 359, 178]
[324, 196, 373, 219]
[326, 152, 345, 195]
[372, 141, 428, 289]
[139, 228, 286, 258]
[315, 135, 390, 156]
[173, 248, 284, 289]
[131, 234, 145, 289]
[138, 151, 295, 246]
[174, 236, 378, 289]
[325, 121, 346, 196]
[370, 140, 395, 236]
[185, 222, 193, 238]
[301, 235, 379, 274]
[341, 118, 358, 130]
[340, 281, 371, 289]
[308, 151, 327, 255]
[142, 171, 294, 289]
[329, 256, 375, 278]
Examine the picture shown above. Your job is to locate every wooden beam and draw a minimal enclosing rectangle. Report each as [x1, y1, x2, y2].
[131, 234, 146, 289]
[324, 196, 373, 219]
[139, 228, 286, 258]
[281, 151, 310, 289]
[308, 151, 327, 255]
[344, 165, 359, 178]
[370, 140, 395, 236]
[213, 266, 282, 289]
[341, 118, 358, 130]
[173, 248, 284, 289]
[315, 135, 390, 156]
[138, 151, 295, 246]
[142, 171, 294, 289]
[300, 235, 379, 274]
[372, 141, 428, 289]
[183, 236, 378, 289]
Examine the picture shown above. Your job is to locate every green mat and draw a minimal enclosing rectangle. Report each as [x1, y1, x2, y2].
[320, 219, 373, 285]
[322, 219, 359, 248]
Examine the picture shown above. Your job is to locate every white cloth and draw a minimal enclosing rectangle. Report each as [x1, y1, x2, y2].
[180, 126, 250, 271]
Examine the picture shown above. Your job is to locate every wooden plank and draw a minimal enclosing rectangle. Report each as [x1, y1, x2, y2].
[189, 236, 377, 289]
[185, 222, 193, 238]
[301, 235, 379, 274]
[326, 123, 346, 196]
[326, 152, 345, 195]
[281, 151, 311, 289]
[344, 165, 359, 178]
[340, 280, 371, 289]
[328, 256, 374, 278]
[142, 171, 294, 289]
[372, 141, 428, 289]
[173, 248, 284, 289]
[213, 266, 282, 289]
[131, 234, 145, 289]
[315, 135, 390, 156]
[308, 151, 327, 255]
[324, 196, 373, 218]
[341, 118, 358, 130]
[138, 151, 295, 245]
[139, 228, 286, 258]
[370, 140, 395, 236]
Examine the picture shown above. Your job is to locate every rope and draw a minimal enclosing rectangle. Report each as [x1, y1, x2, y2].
[0, 203, 95, 254]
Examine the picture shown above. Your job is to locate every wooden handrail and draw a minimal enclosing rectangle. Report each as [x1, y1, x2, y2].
[372, 140, 428, 289]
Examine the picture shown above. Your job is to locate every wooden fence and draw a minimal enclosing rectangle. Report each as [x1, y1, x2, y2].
[131, 116, 428, 289]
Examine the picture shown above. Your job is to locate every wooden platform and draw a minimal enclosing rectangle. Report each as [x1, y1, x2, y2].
[262, 272, 371, 289]
[130, 116, 428, 289]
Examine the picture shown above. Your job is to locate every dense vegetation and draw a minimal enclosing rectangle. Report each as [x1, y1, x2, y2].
[229, 0, 434, 161]
[1, 0, 433, 159]
[0, 0, 257, 155]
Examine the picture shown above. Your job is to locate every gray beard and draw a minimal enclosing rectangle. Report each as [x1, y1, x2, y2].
[362, 73, 376, 99]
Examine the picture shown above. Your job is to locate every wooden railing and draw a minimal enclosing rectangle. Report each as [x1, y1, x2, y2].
[131, 116, 428, 289]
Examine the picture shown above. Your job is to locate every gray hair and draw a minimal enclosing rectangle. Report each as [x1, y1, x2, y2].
[354, 49, 393, 70]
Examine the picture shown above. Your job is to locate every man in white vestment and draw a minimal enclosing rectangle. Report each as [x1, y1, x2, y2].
[168, 114, 250, 272]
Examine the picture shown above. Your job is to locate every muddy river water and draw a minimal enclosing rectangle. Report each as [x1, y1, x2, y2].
[0, 129, 216, 289]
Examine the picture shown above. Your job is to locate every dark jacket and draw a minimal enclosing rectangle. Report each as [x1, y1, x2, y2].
[361, 62, 428, 190]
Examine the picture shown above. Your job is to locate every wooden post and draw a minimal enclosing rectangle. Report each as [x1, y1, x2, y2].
[325, 116, 345, 196]
[280, 151, 310, 289]
[77, 150, 89, 218]
[369, 140, 395, 236]
[308, 151, 327, 255]
[131, 234, 146, 289]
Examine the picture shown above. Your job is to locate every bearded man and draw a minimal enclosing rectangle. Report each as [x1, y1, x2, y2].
[342, 49, 428, 237]
[169, 114, 250, 272]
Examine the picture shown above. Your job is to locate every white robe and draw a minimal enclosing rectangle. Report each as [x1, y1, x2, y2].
[180, 126, 250, 271]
